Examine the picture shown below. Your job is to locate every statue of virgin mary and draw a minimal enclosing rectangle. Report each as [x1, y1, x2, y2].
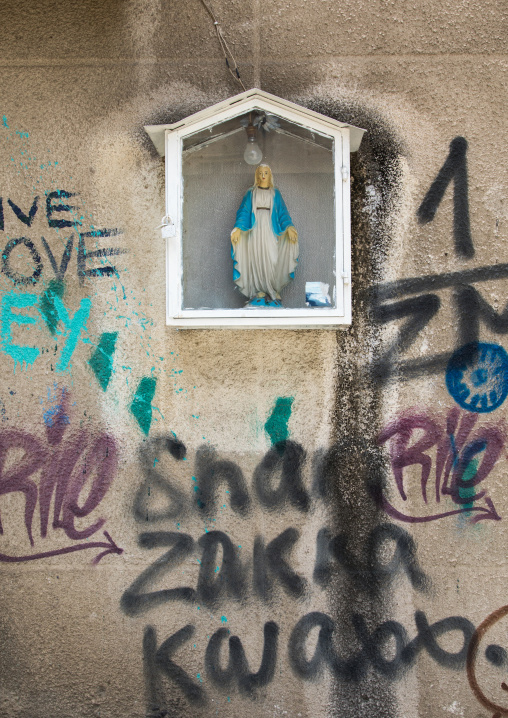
[231, 165, 298, 306]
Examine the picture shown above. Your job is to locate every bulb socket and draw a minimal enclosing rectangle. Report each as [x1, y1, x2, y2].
[246, 124, 257, 141]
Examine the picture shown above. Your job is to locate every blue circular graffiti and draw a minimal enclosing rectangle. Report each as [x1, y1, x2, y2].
[446, 342, 508, 413]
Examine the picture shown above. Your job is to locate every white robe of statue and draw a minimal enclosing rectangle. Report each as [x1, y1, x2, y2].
[233, 187, 299, 301]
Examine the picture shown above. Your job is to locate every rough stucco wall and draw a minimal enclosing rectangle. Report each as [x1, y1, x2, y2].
[0, 1, 507, 716]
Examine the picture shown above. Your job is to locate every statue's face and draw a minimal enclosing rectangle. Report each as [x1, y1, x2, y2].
[258, 166, 271, 188]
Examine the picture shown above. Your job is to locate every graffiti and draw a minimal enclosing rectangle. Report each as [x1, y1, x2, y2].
[0, 189, 127, 284]
[371, 264, 508, 384]
[376, 406, 504, 524]
[0, 530, 122, 564]
[122, 434, 440, 710]
[133, 427, 504, 530]
[132, 437, 307, 522]
[467, 605, 508, 717]
[121, 521, 428, 616]
[446, 342, 508, 413]
[253, 440, 310, 512]
[1, 289, 91, 371]
[121, 532, 196, 616]
[1, 288, 158, 432]
[1, 230, 126, 285]
[417, 136, 473, 258]
[313, 523, 429, 595]
[0, 190, 77, 231]
[77, 228, 128, 285]
[89, 331, 119, 391]
[371, 137, 508, 384]
[6, 195, 39, 228]
[264, 396, 294, 445]
[131, 376, 158, 435]
[0, 394, 120, 563]
[205, 621, 279, 697]
[142, 609, 474, 709]
[2, 237, 43, 286]
[289, 610, 473, 678]
[39, 278, 65, 334]
[132, 436, 323, 522]
[1, 117, 503, 718]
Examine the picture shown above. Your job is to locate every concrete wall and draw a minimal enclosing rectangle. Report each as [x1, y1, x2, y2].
[0, 1, 507, 716]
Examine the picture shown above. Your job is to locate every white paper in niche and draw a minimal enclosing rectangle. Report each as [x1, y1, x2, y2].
[306, 282, 331, 307]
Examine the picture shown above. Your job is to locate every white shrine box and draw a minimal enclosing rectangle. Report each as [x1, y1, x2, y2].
[145, 89, 365, 329]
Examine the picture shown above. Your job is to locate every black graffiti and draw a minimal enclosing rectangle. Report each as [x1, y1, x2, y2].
[289, 612, 365, 681]
[313, 523, 429, 595]
[40, 235, 74, 282]
[77, 228, 128, 284]
[121, 522, 426, 616]
[46, 190, 79, 229]
[134, 436, 188, 523]
[253, 440, 310, 512]
[254, 527, 307, 600]
[370, 294, 441, 383]
[205, 622, 279, 696]
[197, 531, 246, 606]
[143, 610, 475, 709]
[1, 237, 43, 286]
[0, 189, 127, 284]
[288, 609, 474, 682]
[417, 136, 473, 258]
[144, 620, 279, 711]
[8, 196, 39, 227]
[368, 137, 508, 383]
[136, 438, 314, 521]
[120, 532, 195, 617]
[371, 266, 508, 383]
[194, 445, 250, 516]
[454, 284, 508, 346]
[126, 437, 430, 613]
[144, 624, 206, 708]
[374, 263, 508, 303]
[1, 190, 76, 230]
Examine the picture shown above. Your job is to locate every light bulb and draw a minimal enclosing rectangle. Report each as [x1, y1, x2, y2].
[244, 137, 263, 165]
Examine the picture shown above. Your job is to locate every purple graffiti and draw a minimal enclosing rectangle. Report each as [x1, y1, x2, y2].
[0, 407, 121, 562]
[0, 530, 122, 564]
[377, 407, 504, 524]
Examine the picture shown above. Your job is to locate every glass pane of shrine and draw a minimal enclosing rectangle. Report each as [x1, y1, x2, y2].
[181, 112, 337, 310]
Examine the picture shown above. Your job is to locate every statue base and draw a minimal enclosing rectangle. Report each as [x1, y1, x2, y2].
[247, 296, 282, 308]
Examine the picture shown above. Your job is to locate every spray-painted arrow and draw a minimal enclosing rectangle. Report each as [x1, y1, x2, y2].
[0, 531, 123, 565]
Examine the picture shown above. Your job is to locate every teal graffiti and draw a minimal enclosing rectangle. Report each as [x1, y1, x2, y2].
[1, 290, 92, 372]
[1, 292, 40, 371]
[265, 396, 294, 445]
[52, 295, 91, 372]
[130, 377, 157, 435]
[458, 457, 480, 515]
[89, 332, 118, 391]
[39, 279, 64, 335]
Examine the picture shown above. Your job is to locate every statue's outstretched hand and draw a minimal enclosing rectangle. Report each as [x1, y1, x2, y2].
[286, 226, 298, 244]
[231, 228, 241, 245]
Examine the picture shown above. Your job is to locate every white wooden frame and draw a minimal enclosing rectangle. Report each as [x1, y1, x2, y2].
[145, 90, 365, 329]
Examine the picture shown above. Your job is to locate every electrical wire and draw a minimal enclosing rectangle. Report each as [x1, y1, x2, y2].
[199, 0, 247, 91]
